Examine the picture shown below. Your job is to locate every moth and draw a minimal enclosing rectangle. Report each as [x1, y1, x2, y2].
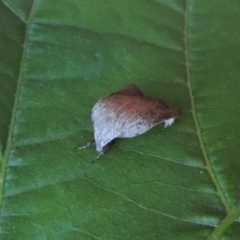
[78, 84, 181, 162]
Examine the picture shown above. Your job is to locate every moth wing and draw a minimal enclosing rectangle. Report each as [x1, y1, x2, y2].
[92, 85, 143, 122]
[119, 85, 144, 96]
[91, 99, 106, 123]
[92, 99, 144, 151]
[92, 90, 170, 151]
[93, 111, 121, 152]
[113, 97, 169, 138]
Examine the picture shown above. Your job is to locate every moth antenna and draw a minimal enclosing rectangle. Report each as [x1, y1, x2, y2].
[91, 140, 115, 163]
[91, 152, 104, 164]
[76, 139, 95, 150]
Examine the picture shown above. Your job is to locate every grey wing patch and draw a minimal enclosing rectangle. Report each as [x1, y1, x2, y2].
[92, 99, 106, 122]
[91, 95, 154, 152]
[116, 112, 152, 138]
[91, 95, 117, 122]
[93, 113, 120, 152]
[92, 97, 124, 152]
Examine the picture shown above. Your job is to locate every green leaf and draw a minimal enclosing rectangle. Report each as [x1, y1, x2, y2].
[1, 0, 240, 239]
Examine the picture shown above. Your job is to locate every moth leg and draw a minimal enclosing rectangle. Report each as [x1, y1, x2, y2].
[92, 140, 115, 163]
[76, 139, 95, 150]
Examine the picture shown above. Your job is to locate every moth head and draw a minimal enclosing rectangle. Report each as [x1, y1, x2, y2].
[164, 108, 181, 128]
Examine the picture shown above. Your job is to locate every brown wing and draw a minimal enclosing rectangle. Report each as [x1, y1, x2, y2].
[119, 84, 143, 96]
[91, 86, 180, 152]
[110, 96, 172, 138]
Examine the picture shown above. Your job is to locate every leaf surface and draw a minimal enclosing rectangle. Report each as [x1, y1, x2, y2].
[0, 0, 240, 239]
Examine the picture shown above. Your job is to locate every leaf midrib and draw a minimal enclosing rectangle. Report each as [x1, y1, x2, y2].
[183, 0, 231, 213]
[0, 0, 37, 204]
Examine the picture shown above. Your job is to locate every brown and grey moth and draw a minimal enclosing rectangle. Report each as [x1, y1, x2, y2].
[77, 84, 181, 162]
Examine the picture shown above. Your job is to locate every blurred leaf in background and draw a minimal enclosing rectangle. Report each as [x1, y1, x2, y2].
[0, 0, 240, 239]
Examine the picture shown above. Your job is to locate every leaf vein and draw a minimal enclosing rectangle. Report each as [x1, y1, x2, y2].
[84, 177, 217, 227]
[183, 0, 231, 212]
[0, 0, 38, 205]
